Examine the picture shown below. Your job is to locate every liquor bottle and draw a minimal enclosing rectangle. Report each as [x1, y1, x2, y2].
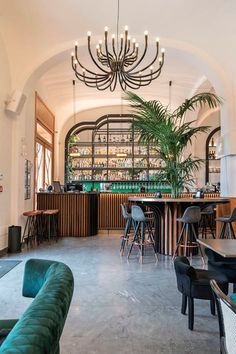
[98, 135, 101, 142]
[211, 137, 214, 147]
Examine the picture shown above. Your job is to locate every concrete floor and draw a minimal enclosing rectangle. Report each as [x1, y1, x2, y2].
[0, 235, 222, 354]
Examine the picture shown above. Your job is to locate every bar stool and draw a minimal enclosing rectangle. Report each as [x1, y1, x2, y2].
[120, 203, 133, 256]
[22, 210, 43, 248]
[128, 205, 157, 263]
[173, 206, 204, 261]
[199, 205, 215, 239]
[215, 207, 236, 239]
[43, 209, 59, 242]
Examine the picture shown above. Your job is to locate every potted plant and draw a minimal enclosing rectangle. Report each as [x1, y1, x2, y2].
[126, 92, 221, 198]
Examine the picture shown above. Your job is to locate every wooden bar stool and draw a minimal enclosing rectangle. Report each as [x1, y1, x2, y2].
[22, 210, 43, 248]
[43, 209, 59, 242]
[215, 207, 236, 239]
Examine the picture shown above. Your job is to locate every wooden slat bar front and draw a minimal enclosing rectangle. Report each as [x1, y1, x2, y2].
[37, 192, 98, 237]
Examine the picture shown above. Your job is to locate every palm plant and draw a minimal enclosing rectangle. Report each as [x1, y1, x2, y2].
[126, 91, 222, 197]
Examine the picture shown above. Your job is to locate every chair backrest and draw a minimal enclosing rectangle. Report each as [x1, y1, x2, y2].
[211, 279, 236, 354]
[228, 207, 236, 222]
[120, 203, 130, 219]
[201, 205, 215, 214]
[181, 206, 201, 224]
[0, 259, 74, 354]
[131, 205, 146, 222]
[174, 257, 196, 295]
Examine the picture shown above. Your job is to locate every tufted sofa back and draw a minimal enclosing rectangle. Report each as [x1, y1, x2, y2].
[0, 259, 74, 354]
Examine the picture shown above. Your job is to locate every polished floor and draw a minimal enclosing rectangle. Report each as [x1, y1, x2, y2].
[0, 235, 221, 354]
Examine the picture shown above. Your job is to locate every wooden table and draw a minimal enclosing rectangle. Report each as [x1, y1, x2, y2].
[128, 197, 229, 256]
[198, 239, 236, 258]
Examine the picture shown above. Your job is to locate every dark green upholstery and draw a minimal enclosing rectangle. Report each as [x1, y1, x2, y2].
[0, 259, 74, 354]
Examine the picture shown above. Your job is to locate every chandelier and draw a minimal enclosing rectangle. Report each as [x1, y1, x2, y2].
[71, 0, 165, 91]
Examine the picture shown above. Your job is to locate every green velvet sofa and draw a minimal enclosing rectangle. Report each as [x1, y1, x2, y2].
[0, 258, 74, 353]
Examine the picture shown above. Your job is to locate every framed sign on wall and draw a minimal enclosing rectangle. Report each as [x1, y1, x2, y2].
[24, 159, 32, 200]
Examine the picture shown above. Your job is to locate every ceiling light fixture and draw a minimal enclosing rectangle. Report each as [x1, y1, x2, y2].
[71, 0, 165, 91]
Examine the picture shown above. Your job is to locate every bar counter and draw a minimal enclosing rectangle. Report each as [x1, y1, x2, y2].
[37, 192, 98, 237]
[37, 192, 231, 239]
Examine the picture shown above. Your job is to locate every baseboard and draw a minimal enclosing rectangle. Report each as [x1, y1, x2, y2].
[0, 247, 8, 257]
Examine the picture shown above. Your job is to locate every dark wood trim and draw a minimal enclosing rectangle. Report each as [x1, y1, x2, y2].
[205, 126, 221, 183]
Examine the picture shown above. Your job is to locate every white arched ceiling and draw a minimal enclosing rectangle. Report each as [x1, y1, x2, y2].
[1, 0, 235, 133]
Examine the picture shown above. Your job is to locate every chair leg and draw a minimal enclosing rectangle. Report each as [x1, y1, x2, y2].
[172, 223, 185, 260]
[127, 221, 140, 259]
[140, 222, 144, 263]
[210, 299, 216, 315]
[188, 297, 194, 330]
[229, 223, 236, 239]
[181, 294, 187, 315]
[191, 224, 205, 264]
[219, 223, 226, 239]
[184, 223, 189, 257]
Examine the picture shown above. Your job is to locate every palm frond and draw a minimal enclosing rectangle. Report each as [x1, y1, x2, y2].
[173, 92, 222, 121]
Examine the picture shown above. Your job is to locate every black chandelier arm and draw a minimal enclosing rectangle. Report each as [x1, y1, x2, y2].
[104, 32, 113, 70]
[72, 62, 109, 82]
[123, 55, 138, 67]
[125, 47, 137, 60]
[118, 36, 124, 59]
[118, 71, 127, 91]
[125, 68, 161, 83]
[120, 70, 142, 90]
[125, 39, 131, 55]
[125, 35, 148, 73]
[126, 73, 153, 87]
[112, 38, 118, 61]
[126, 64, 162, 80]
[74, 71, 109, 86]
[122, 72, 144, 89]
[87, 37, 110, 74]
[72, 62, 108, 81]
[73, 49, 107, 77]
[110, 72, 118, 92]
[96, 74, 115, 91]
[97, 49, 112, 65]
[130, 47, 164, 76]
[120, 30, 129, 69]
[128, 46, 159, 75]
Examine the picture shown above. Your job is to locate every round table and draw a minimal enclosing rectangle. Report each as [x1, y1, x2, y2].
[128, 197, 230, 256]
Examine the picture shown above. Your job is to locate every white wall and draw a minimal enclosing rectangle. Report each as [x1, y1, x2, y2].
[0, 34, 13, 249]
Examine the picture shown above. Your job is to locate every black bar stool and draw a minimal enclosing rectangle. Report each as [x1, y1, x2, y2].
[173, 206, 204, 261]
[128, 205, 157, 263]
[199, 205, 215, 239]
[43, 209, 59, 242]
[120, 203, 133, 256]
[215, 207, 236, 239]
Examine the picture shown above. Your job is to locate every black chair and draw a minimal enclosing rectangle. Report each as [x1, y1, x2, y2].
[206, 248, 236, 292]
[174, 256, 228, 330]
[215, 207, 236, 239]
[173, 206, 204, 261]
[211, 279, 236, 354]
